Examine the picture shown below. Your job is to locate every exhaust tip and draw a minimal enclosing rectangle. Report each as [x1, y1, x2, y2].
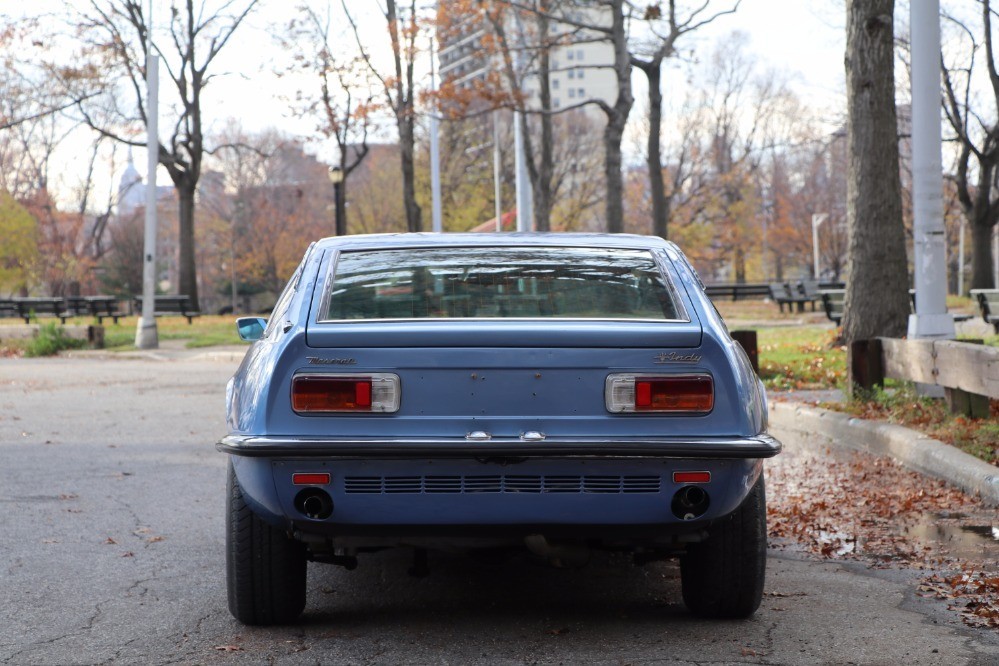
[671, 485, 710, 521]
[294, 488, 334, 520]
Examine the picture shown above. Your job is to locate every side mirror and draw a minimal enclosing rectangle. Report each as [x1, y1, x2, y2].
[235, 317, 267, 342]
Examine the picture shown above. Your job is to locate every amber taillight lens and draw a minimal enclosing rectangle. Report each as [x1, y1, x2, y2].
[606, 374, 714, 413]
[291, 374, 400, 413]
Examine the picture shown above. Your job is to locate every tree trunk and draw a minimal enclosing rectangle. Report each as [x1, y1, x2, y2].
[399, 117, 422, 233]
[603, 0, 632, 234]
[533, 2, 553, 232]
[177, 186, 199, 310]
[841, 0, 909, 343]
[643, 61, 668, 239]
[970, 215, 996, 289]
[604, 119, 626, 233]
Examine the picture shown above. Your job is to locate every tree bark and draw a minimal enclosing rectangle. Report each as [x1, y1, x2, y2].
[639, 61, 668, 238]
[603, 0, 632, 234]
[532, 1, 554, 232]
[841, 0, 909, 343]
[177, 186, 198, 308]
[971, 215, 995, 289]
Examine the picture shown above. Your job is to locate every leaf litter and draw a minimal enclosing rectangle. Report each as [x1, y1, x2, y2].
[766, 444, 999, 630]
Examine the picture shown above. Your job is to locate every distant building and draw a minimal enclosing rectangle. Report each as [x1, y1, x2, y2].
[437, 1, 617, 117]
[116, 148, 176, 218]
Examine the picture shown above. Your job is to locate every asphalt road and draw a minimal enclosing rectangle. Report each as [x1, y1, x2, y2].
[1, 354, 997, 665]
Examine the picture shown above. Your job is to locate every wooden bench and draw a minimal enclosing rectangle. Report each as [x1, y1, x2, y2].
[703, 283, 771, 301]
[132, 295, 201, 324]
[820, 289, 845, 324]
[822, 288, 972, 326]
[65, 296, 121, 324]
[0, 298, 17, 319]
[12, 297, 68, 324]
[81, 296, 121, 324]
[768, 283, 795, 313]
[970, 288, 999, 333]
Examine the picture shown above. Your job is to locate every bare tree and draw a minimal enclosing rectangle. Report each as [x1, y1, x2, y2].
[284, 3, 374, 236]
[60, 0, 259, 310]
[630, 0, 740, 240]
[842, 0, 909, 343]
[941, 1, 999, 290]
[345, 0, 423, 232]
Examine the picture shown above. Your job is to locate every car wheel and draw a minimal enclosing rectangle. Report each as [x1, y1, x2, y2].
[226, 462, 307, 625]
[680, 473, 766, 619]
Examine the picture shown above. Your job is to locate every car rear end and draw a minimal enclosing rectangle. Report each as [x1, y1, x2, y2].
[220, 234, 779, 623]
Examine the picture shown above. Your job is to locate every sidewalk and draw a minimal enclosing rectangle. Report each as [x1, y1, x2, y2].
[63, 339, 248, 363]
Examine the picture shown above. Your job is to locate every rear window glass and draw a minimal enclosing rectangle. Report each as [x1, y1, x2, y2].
[324, 246, 683, 321]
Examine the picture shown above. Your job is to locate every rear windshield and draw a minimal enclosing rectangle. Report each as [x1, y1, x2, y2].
[323, 246, 684, 321]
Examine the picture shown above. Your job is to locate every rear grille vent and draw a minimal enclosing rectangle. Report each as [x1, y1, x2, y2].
[344, 475, 661, 495]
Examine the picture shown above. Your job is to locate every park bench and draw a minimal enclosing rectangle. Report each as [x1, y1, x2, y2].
[820, 289, 845, 324]
[12, 297, 68, 324]
[0, 298, 17, 319]
[66, 296, 122, 324]
[969, 288, 999, 332]
[768, 283, 795, 313]
[703, 282, 772, 301]
[769, 282, 814, 313]
[822, 288, 972, 326]
[132, 295, 201, 324]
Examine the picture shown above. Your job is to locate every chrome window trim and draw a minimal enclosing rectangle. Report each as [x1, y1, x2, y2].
[314, 245, 694, 325]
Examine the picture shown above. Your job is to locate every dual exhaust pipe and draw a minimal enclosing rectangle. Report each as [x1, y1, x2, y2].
[296, 483, 709, 522]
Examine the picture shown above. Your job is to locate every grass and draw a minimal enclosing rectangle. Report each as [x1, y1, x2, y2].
[0, 315, 248, 353]
[756, 326, 847, 391]
[834, 385, 999, 466]
[101, 315, 248, 350]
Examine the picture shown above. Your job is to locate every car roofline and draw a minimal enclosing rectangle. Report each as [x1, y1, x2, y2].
[312, 232, 673, 253]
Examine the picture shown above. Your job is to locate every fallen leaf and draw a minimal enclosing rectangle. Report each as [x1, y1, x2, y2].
[214, 645, 243, 652]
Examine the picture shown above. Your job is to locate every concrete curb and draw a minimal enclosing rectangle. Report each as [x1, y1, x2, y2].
[769, 400, 999, 507]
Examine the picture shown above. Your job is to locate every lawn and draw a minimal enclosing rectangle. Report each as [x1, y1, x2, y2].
[0, 315, 248, 353]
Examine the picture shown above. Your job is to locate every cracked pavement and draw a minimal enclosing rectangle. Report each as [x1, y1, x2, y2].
[1, 355, 997, 665]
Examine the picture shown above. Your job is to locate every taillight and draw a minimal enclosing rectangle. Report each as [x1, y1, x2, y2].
[605, 374, 713, 413]
[292, 373, 400, 413]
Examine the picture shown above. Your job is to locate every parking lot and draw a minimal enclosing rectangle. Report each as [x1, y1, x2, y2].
[2, 354, 998, 665]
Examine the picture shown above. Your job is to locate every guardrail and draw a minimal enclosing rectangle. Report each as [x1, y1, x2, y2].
[849, 337, 998, 417]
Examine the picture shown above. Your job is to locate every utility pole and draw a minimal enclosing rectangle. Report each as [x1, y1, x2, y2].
[135, 0, 158, 349]
[907, 0, 954, 340]
[494, 110, 502, 232]
[812, 213, 828, 280]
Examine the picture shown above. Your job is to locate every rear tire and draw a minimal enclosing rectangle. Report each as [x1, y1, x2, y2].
[226, 462, 307, 625]
[680, 473, 767, 619]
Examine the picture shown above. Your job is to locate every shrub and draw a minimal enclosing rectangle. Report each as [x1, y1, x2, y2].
[24, 322, 86, 357]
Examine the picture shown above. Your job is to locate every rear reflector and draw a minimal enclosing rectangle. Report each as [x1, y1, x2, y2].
[293, 473, 331, 486]
[292, 373, 400, 413]
[673, 471, 711, 484]
[605, 373, 714, 413]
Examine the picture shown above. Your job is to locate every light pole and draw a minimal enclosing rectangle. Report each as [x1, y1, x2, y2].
[328, 166, 344, 236]
[811, 213, 828, 280]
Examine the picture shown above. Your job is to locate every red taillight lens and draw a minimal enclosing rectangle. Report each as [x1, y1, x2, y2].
[291, 374, 400, 413]
[606, 373, 714, 413]
[634, 376, 713, 412]
[293, 473, 331, 486]
[673, 471, 711, 484]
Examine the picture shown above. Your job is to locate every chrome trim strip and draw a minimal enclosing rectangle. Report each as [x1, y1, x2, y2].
[216, 433, 782, 459]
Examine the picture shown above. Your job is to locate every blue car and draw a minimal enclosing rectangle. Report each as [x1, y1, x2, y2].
[219, 233, 779, 624]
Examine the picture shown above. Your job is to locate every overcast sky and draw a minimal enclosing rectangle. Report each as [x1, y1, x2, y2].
[21, 0, 850, 205]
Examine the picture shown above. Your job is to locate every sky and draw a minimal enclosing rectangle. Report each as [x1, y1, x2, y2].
[15, 0, 850, 207]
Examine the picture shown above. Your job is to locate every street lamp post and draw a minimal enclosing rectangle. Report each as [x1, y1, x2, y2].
[328, 166, 344, 236]
[811, 213, 828, 280]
